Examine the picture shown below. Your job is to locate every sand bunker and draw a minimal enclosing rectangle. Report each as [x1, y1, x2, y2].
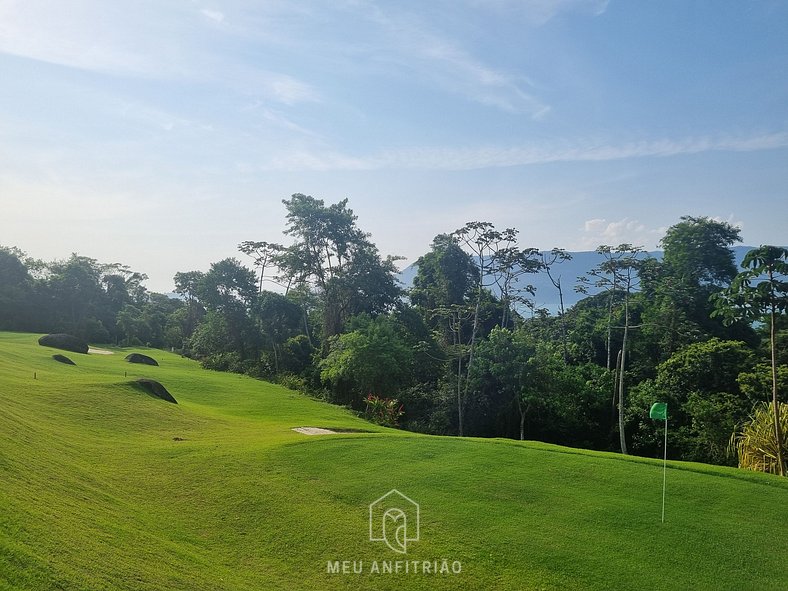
[88, 347, 114, 355]
[292, 427, 339, 435]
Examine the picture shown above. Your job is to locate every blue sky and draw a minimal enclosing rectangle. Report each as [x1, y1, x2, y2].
[1, 0, 786, 292]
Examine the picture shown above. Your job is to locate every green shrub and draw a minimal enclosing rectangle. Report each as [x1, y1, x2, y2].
[363, 394, 404, 427]
[731, 402, 788, 474]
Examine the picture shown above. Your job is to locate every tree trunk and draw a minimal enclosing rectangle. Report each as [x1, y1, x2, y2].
[557, 279, 568, 363]
[461, 288, 483, 434]
[519, 401, 525, 441]
[618, 295, 629, 455]
[457, 346, 464, 437]
[613, 349, 622, 420]
[770, 300, 786, 476]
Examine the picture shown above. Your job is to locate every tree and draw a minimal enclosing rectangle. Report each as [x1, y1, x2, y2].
[578, 244, 644, 454]
[541, 248, 572, 361]
[173, 271, 205, 347]
[410, 234, 477, 316]
[275, 194, 402, 342]
[712, 246, 788, 476]
[194, 259, 258, 360]
[238, 241, 283, 293]
[0, 247, 36, 331]
[252, 291, 303, 372]
[491, 244, 541, 328]
[451, 222, 525, 435]
[469, 327, 611, 445]
[644, 216, 744, 356]
[627, 338, 756, 464]
[46, 254, 109, 341]
[319, 315, 412, 406]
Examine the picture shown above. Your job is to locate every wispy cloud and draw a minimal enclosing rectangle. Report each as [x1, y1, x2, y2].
[352, 2, 549, 117]
[466, 0, 610, 25]
[258, 131, 788, 171]
[200, 8, 226, 24]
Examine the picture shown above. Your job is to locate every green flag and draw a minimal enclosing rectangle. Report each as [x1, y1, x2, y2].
[649, 402, 667, 420]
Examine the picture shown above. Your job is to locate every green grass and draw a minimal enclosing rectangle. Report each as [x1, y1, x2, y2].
[1, 331, 786, 590]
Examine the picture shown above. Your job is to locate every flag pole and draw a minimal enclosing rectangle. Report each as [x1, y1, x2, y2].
[649, 402, 668, 523]
[661, 417, 667, 523]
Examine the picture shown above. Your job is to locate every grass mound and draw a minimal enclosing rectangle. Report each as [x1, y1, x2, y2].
[1, 332, 787, 591]
[37, 333, 88, 354]
[52, 354, 75, 365]
[125, 353, 159, 366]
[134, 378, 177, 404]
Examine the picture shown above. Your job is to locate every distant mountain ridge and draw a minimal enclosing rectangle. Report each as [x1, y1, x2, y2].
[398, 245, 763, 314]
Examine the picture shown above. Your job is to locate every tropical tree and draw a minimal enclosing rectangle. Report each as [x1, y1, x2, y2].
[194, 258, 258, 360]
[577, 244, 644, 454]
[274, 194, 402, 342]
[0, 247, 36, 331]
[541, 248, 573, 361]
[238, 240, 283, 293]
[712, 245, 788, 476]
[643, 216, 744, 356]
[627, 338, 756, 464]
[319, 315, 412, 406]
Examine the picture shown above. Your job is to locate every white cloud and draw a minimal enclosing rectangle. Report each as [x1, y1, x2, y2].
[255, 131, 788, 171]
[578, 217, 663, 250]
[200, 8, 225, 23]
[0, 1, 155, 75]
[466, 0, 609, 25]
[710, 214, 743, 232]
[354, 2, 549, 117]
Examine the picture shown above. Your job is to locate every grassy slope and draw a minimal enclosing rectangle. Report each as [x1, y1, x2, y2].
[0, 332, 786, 591]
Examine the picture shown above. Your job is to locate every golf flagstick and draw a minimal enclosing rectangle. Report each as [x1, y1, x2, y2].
[661, 415, 667, 523]
[649, 402, 668, 523]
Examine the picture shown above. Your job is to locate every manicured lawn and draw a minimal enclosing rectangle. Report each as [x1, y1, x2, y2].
[1, 332, 786, 590]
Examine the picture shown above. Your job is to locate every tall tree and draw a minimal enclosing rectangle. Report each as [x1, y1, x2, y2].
[647, 216, 743, 354]
[450, 222, 515, 435]
[491, 244, 541, 328]
[0, 247, 35, 331]
[238, 241, 283, 293]
[712, 246, 788, 476]
[541, 248, 573, 361]
[275, 194, 402, 342]
[194, 258, 258, 359]
[578, 244, 644, 454]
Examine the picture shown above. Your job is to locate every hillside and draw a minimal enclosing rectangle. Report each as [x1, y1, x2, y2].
[1, 332, 786, 591]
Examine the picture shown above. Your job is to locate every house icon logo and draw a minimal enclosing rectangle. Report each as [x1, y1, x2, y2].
[369, 489, 420, 554]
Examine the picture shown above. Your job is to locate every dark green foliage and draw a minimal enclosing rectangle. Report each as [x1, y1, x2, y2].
[38, 334, 89, 354]
[133, 378, 177, 404]
[628, 338, 756, 464]
[0, 247, 37, 332]
[411, 234, 477, 312]
[275, 194, 402, 340]
[319, 314, 412, 406]
[467, 327, 612, 446]
[642, 216, 750, 357]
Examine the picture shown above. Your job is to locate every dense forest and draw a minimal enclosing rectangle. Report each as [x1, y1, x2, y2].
[2, 194, 786, 473]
